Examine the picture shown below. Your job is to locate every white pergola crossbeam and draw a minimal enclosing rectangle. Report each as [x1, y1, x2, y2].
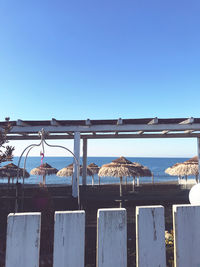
[16, 120, 30, 127]
[179, 117, 194, 125]
[85, 119, 91, 126]
[117, 118, 123, 125]
[148, 117, 158, 125]
[162, 130, 170, 135]
[51, 118, 61, 126]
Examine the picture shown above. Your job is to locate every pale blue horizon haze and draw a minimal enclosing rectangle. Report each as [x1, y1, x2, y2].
[0, 1, 200, 157]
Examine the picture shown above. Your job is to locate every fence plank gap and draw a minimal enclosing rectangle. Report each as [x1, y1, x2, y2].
[173, 204, 200, 267]
[53, 210, 85, 267]
[136, 205, 166, 267]
[5, 212, 41, 267]
[97, 208, 127, 267]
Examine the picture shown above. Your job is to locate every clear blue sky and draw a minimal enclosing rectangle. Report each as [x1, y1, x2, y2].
[0, 0, 200, 157]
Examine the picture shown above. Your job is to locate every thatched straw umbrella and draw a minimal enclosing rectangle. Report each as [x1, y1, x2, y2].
[0, 163, 30, 184]
[57, 163, 93, 184]
[30, 163, 58, 185]
[165, 156, 199, 182]
[87, 163, 100, 186]
[98, 157, 139, 197]
[131, 162, 152, 185]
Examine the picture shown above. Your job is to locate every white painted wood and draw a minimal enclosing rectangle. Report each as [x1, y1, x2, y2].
[184, 130, 194, 134]
[148, 117, 158, 125]
[137, 177, 139, 186]
[73, 132, 80, 198]
[5, 212, 41, 267]
[7, 132, 200, 140]
[82, 138, 87, 186]
[179, 117, 194, 124]
[16, 119, 30, 127]
[85, 119, 91, 126]
[136, 206, 166, 267]
[97, 208, 127, 267]
[197, 137, 200, 183]
[173, 204, 200, 266]
[51, 118, 61, 126]
[162, 130, 170, 134]
[117, 118, 123, 125]
[53, 211, 85, 267]
[9, 122, 200, 134]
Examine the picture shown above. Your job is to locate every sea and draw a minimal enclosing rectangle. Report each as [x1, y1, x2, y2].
[0, 157, 192, 185]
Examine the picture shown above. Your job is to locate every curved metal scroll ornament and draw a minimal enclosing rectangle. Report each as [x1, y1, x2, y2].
[16, 129, 80, 212]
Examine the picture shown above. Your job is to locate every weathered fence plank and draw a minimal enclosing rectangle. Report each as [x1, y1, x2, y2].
[136, 205, 166, 267]
[5, 212, 41, 267]
[173, 204, 200, 267]
[53, 211, 85, 267]
[97, 208, 127, 267]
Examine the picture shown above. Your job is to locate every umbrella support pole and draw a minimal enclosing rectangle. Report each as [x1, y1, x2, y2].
[152, 173, 154, 184]
[43, 175, 46, 185]
[120, 177, 123, 208]
[132, 177, 135, 191]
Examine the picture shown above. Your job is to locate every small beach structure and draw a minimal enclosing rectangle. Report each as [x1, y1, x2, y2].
[57, 163, 93, 184]
[87, 163, 100, 186]
[98, 156, 139, 197]
[0, 163, 30, 184]
[30, 163, 58, 185]
[165, 156, 199, 182]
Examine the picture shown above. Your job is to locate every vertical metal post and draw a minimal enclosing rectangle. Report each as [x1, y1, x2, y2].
[82, 139, 87, 186]
[197, 137, 200, 183]
[73, 132, 80, 198]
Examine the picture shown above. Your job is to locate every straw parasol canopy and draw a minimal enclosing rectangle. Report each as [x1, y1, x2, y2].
[57, 163, 93, 177]
[165, 156, 199, 178]
[0, 163, 30, 184]
[98, 156, 139, 198]
[88, 163, 100, 186]
[132, 162, 152, 177]
[87, 163, 100, 175]
[30, 163, 58, 184]
[98, 157, 139, 178]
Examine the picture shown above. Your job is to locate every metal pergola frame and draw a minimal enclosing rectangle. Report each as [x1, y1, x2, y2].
[1, 117, 200, 201]
[1, 117, 200, 140]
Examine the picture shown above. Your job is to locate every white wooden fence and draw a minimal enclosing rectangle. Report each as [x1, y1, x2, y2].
[5, 204, 200, 267]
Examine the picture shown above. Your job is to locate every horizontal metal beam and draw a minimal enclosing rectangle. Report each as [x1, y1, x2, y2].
[6, 133, 200, 140]
[7, 123, 200, 134]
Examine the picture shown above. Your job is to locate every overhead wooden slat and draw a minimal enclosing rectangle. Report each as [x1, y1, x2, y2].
[162, 130, 170, 134]
[16, 120, 30, 127]
[6, 132, 200, 140]
[184, 130, 194, 134]
[85, 119, 91, 126]
[148, 117, 158, 125]
[179, 117, 194, 125]
[117, 118, 123, 125]
[51, 118, 61, 126]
